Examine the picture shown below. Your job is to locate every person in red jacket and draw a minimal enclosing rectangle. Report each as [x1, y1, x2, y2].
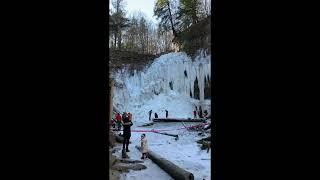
[115, 113, 122, 131]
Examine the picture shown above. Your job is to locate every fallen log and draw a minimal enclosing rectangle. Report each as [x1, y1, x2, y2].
[153, 118, 206, 122]
[153, 131, 179, 138]
[138, 122, 154, 127]
[136, 146, 194, 180]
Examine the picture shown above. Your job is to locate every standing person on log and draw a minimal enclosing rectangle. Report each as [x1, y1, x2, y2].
[193, 109, 197, 119]
[140, 134, 148, 159]
[121, 112, 133, 152]
[154, 112, 158, 118]
[199, 106, 203, 118]
[165, 110, 168, 118]
[148, 110, 152, 121]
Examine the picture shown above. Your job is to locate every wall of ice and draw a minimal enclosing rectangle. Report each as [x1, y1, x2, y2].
[111, 51, 211, 116]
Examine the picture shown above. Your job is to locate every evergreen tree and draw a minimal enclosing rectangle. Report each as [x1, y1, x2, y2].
[176, 0, 204, 29]
[154, 0, 178, 37]
[110, 0, 129, 50]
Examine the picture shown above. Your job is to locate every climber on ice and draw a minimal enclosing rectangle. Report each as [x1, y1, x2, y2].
[198, 106, 203, 118]
[148, 110, 152, 121]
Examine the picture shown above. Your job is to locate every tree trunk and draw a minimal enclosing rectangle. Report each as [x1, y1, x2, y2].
[114, 32, 117, 49]
[166, 2, 177, 38]
[118, 31, 122, 50]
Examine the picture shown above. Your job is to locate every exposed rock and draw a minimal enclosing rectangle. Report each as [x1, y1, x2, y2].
[109, 50, 158, 73]
[121, 150, 129, 159]
[109, 131, 116, 147]
[111, 163, 147, 172]
[115, 134, 132, 144]
[109, 151, 117, 167]
[111, 147, 121, 154]
[200, 142, 210, 149]
[109, 169, 120, 180]
[196, 136, 211, 143]
[118, 158, 144, 164]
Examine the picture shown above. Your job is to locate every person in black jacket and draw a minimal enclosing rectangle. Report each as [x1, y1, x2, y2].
[165, 110, 168, 118]
[198, 106, 203, 118]
[121, 112, 133, 152]
[148, 110, 152, 121]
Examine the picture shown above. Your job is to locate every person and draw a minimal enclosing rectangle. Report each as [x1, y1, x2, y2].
[198, 106, 203, 118]
[148, 110, 152, 121]
[165, 110, 168, 118]
[111, 118, 116, 128]
[154, 112, 158, 118]
[193, 110, 197, 119]
[140, 134, 148, 159]
[115, 113, 122, 131]
[203, 110, 208, 118]
[121, 112, 133, 152]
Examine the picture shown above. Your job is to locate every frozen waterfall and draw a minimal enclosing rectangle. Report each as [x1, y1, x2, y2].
[111, 51, 211, 119]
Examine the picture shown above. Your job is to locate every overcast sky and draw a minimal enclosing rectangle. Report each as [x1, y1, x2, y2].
[110, 0, 159, 24]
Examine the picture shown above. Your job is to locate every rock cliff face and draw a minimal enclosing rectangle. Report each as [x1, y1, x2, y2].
[109, 50, 158, 73]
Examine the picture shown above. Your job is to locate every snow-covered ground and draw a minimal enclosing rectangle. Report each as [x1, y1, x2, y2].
[111, 51, 211, 180]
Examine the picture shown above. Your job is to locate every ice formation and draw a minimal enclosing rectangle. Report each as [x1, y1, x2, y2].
[111, 51, 211, 121]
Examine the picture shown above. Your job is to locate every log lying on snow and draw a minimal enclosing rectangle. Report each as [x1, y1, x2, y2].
[136, 146, 194, 180]
[138, 122, 154, 127]
[153, 131, 179, 138]
[152, 118, 206, 122]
